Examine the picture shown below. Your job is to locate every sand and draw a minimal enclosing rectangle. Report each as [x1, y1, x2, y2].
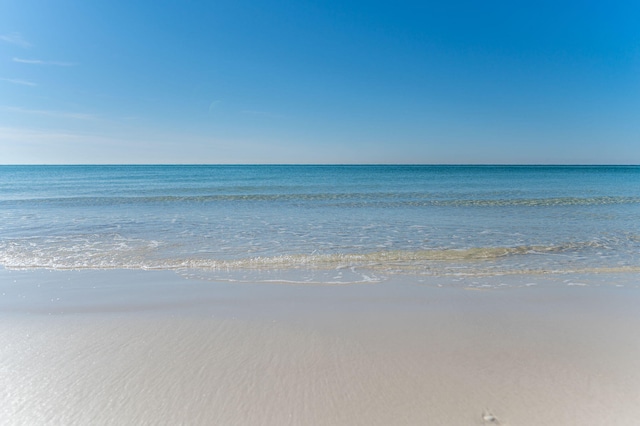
[1, 268, 640, 425]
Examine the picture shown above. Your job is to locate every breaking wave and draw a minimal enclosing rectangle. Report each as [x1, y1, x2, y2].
[1, 236, 638, 282]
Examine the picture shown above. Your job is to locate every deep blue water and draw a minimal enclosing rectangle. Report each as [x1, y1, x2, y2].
[1, 165, 639, 283]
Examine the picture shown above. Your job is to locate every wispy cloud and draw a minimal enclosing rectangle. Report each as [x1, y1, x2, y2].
[2, 106, 97, 120]
[13, 57, 75, 66]
[0, 33, 31, 48]
[0, 126, 84, 141]
[0, 78, 37, 86]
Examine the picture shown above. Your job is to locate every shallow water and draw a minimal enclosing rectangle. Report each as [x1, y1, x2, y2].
[1, 165, 639, 283]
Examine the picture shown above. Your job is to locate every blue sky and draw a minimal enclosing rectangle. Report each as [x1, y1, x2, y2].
[1, 0, 639, 164]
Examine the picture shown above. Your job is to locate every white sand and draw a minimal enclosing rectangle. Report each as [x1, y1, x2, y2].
[1, 269, 640, 425]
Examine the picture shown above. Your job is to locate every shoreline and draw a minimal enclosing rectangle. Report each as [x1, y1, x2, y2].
[2, 268, 640, 425]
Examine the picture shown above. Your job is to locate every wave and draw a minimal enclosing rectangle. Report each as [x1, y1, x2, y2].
[3, 194, 640, 208]
[2, 238, 638, 280]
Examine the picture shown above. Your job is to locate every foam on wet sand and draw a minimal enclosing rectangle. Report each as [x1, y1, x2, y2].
[1, 269, 640, 425]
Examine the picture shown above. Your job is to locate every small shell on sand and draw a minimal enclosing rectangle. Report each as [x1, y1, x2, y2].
[482, 411, 499, 423]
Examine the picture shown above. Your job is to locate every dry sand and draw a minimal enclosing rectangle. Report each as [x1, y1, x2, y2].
[1, 269, 640, 425]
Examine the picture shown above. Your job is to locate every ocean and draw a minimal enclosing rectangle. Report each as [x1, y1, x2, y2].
[1, 165, 639, 285]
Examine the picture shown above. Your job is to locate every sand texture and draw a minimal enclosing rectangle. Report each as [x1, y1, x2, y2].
[1, 269, 640, 425]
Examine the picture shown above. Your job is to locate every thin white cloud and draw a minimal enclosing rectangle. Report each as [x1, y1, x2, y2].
[0, 126, 127, 164]
[0, 78, 37, 86]
[13, 57, 75, 66]
[0, 126, 84, 141]
[2, 106, 97, 120]
[0, 126, 214, 164]
[0, 33, 31, 48]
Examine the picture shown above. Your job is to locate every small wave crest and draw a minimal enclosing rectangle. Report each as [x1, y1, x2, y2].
[1, 237, 639, 282]
[3, 194, 640, 208]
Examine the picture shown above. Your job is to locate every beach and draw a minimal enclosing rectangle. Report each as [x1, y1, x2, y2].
[3, 0, 639, 420]
[2, 268, 640, 425]
[1, 165, 639, 424]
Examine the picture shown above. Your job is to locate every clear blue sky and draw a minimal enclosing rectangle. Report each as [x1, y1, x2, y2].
[1, 0, 639, 164]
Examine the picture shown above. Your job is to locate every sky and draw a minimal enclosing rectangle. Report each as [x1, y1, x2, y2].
[1, 0, 639, 164]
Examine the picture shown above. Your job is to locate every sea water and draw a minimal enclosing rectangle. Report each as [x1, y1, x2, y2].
[1, 165, 639, 284]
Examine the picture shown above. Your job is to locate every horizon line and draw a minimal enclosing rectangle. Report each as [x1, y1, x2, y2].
[1, 163, 639, 167]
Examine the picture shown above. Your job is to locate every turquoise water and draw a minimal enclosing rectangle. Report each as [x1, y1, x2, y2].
[1, 165, 639, 283]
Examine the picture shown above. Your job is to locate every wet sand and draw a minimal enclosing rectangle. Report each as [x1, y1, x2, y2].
[1, 269, 640, 425]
